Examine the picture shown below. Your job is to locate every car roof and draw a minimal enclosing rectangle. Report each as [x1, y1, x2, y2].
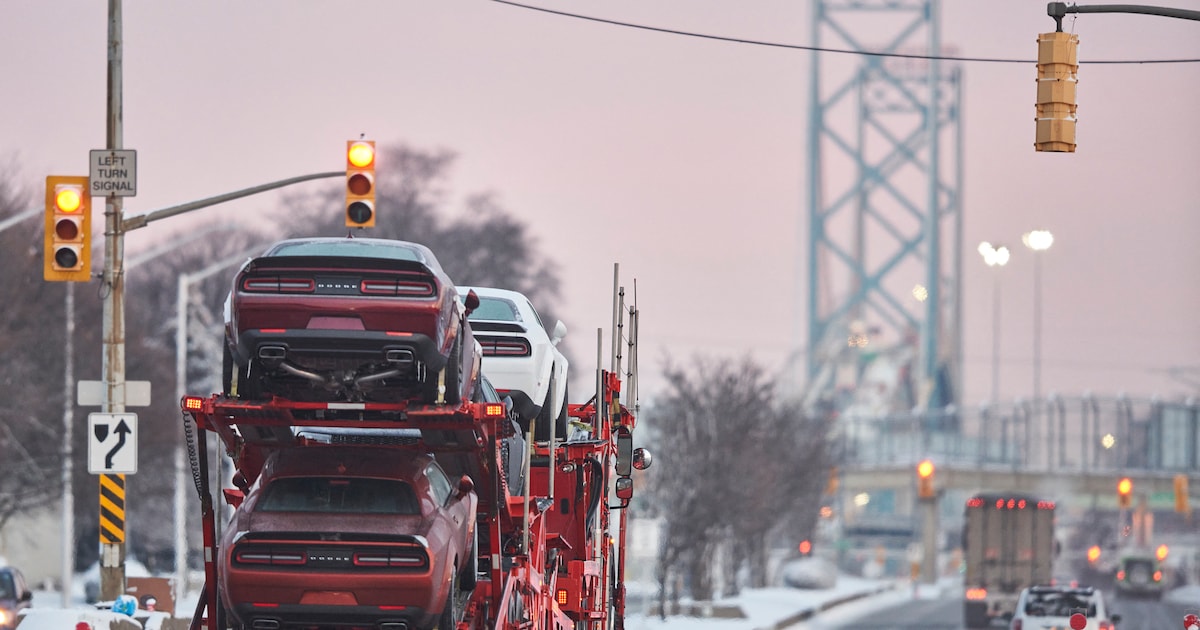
[260, 237, 442, 268]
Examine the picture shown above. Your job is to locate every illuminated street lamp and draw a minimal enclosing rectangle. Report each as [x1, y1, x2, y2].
[1022, 230, 1054, 406]
[978, 242, 1011, 401]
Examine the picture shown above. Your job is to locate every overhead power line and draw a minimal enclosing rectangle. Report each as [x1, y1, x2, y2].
[492, 0, 1200, 64]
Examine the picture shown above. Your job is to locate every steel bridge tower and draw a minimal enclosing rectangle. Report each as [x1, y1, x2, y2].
[803, 0, 964, 413]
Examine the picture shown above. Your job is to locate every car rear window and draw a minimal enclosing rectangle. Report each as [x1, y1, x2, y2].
[257, 477, 420, 514]
[1024, 590, 1094, 617]
[469, 297, 521, 322]
[268, 240, 423, 262]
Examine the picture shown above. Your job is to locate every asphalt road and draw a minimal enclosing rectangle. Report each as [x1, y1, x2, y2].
[804, 588, 1198, 630]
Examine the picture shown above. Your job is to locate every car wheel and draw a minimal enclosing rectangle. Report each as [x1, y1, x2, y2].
[534, 374, 567, 442]
[424, 332, 463, 405]
[460, 527, 478, 591]
[223, 345, 258, 399]
[436, 570, 460, 630]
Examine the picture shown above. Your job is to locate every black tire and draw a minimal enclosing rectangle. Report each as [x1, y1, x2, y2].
[436, 570, 459, 630]
[424, 332, 463, 405]
[533, 374, 567, 442]
[459, 528, 478, 591]
[223, 345, 257, 399]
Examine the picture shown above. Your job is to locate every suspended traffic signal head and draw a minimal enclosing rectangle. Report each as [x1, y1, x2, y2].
[44, 175, 92, 282]
[1086, 545, 1101, 565]
[1035, 31, 1079, 152]
[1117, 477, 1133, 509]
[798, 539, 812, 556]
[1175, 474, 1190, 515]
[916, 459, 935, 499]
[1156, 544, 1169, 562]
[345, 139, 376, 228]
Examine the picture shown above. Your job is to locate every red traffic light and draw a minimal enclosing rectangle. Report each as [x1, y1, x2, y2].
[798, 539, 812, 555]
[1069, 612, 1087, 630]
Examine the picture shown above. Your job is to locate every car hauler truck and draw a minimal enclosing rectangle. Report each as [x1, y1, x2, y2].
[962, 492, 1056, 629]
[182, 280, 647, 630]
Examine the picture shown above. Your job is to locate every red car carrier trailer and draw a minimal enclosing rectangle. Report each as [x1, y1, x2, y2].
[181, 283, 647, 630]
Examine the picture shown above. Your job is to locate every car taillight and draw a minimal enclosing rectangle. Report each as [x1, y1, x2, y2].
[360, 278, 436, 296]
[242, 276, 315, 293]
[478, 337, 531, 357]
[1116, 570, 1125, 580]
[354, 551, 427, 568]
[1098, 622, 1113, 630]
[235, 548, 306, 565]
[1153, 570, 1162, 581]
[965, 588, 987, 600]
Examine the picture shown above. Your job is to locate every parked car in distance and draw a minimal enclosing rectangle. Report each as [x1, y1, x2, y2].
[223, 237, 479, 406]
[0, 567, 31, 630]
[1009, 585, 1119, 630]
[456, 286, 568, 441]
[218, 445, 478, 630]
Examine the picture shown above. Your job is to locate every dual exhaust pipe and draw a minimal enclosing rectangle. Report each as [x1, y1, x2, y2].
[256, 346, 415, 389]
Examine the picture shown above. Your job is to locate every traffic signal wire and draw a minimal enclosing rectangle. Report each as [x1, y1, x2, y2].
[491, 0, 1200, 65]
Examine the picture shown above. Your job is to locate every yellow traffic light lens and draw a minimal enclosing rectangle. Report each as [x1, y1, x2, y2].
[348, 141, 375, 168]
[1156, 544, 1168, 561]
[56, 186, 83, 212]
[1118, 478, 1132, 495]
[917, 460, 934, 478]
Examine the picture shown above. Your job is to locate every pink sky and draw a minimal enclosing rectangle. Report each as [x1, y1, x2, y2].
[5, 1, 1198, 404]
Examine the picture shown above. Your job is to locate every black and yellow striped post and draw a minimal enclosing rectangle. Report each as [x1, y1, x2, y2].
[99, 473, 126, 599]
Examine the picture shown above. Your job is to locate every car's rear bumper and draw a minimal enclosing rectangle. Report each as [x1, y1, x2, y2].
[229, 601, 432, 630]
[237, 329, 445, 371]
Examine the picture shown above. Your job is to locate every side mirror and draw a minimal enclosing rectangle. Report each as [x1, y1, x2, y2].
[615, 476, 634, 501]
[20, 590, 33, 603]
[633, 448, 652, 470]
[550, 320, 567, 346]
[463, 289, 480, 317]
[615, 428, 633, 477]
[457, 474, 475, 497]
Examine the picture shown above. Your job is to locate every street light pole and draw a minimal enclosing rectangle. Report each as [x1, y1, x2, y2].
[977, 242, 1010, 402]
[1022, 230, 1054, 407]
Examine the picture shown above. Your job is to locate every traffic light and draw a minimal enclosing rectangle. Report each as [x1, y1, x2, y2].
[1086, 545, 1101, 565]
[798, 539, 812, 557]
[1035, 31, 1079, 152]
[1175, 474, 1190, 515]
[43, 175, 92, 282]
[1117, 477, 1132, 509]
[1156, 544, 1169, 562]
[345, 139, 376, 228]
[916, 459, 935, 499]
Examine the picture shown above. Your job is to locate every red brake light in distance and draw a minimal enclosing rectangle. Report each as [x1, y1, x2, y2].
[965, 588, 987, 600]
[360, 279, 435, 296]
[1153, 570, 1162, 581]
[967, 497, 983, 508]
[242, 277, 315, 293]
[1116, 570, 1125, 580]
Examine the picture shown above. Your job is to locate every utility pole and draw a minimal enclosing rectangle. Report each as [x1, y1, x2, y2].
[99, 0, 127, 601]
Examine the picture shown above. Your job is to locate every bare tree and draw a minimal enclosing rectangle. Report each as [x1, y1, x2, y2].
[644, 355, 833, 610]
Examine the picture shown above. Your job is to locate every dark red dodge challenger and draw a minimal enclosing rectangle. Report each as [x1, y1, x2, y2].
[223, 237, 479, 405]
[218, 446, 478, 630]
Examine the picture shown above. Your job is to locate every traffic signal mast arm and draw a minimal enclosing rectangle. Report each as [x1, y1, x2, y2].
[120, 171, 342, 232]
[1047, 2, 1200, 31]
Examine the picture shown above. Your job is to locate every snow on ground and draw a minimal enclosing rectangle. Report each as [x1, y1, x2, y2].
[623, 575, 902, 630]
